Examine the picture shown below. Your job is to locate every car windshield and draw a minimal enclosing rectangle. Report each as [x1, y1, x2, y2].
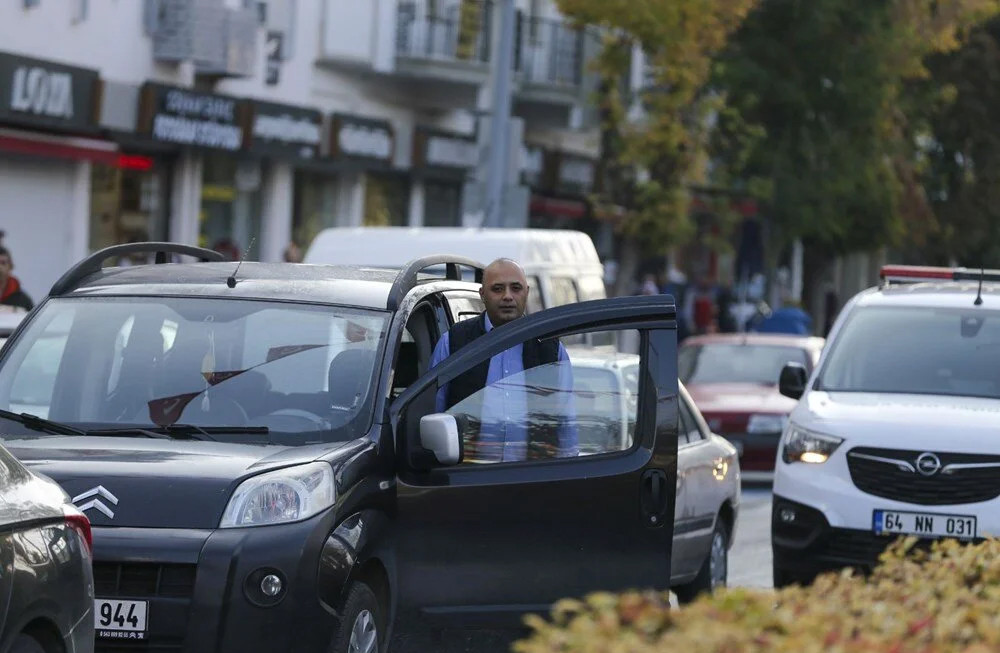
[819, 306, 1000, 399]
[0, 297, 388, 445]
[679, 343, 809, 385]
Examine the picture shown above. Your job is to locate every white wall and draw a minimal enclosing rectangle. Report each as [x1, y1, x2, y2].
[0, 156, 82, 302]
[0, 1, 186, 86]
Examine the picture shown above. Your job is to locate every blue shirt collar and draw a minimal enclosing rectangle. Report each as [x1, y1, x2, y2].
[484, 312, 494, 333]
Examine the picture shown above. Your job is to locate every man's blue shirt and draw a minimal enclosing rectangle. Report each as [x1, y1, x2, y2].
[430, 314, 579, 462]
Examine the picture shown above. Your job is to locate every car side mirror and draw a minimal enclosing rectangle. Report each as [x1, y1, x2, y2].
[419, 414, 462, 466]
[779, 362, 809, 400]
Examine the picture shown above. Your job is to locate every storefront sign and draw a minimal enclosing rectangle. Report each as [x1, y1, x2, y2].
[249, 100, 322, 160]
[413, 127, 478, 174]
[330, 114, 394, 165]
[137, 83, 247, 151]
[0, 52, 98, 132]
[556, 153, 596, 194]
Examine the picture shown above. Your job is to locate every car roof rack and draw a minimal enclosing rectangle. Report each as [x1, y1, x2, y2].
[880, 265, 1000, 286]
[50, 242, 225, 297]
[387, 255, 485, 310]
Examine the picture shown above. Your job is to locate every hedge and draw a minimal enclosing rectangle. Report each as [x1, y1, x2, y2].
[514, 537, 1000, 652]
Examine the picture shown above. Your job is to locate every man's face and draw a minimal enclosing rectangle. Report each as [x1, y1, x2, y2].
[0, 255, 11, 284]
[480, 261, 529, 327]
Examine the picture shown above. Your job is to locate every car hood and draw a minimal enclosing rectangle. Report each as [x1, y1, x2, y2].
[4, 436, 359, 529]
[794, 391, 1000, 451]
[686, 383, 796, 415]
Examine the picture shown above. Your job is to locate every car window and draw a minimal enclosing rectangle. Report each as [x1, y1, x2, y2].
[548, 276, 579, 307]
[679, 343, 810, 385]
[441, 329, 638, 464]
[526, 275, 543, 314]
[446, 294, 485, 324]
[820, 306, 1000, 398]
[0, 297, 389, 444]
[678, 399, 704, 445]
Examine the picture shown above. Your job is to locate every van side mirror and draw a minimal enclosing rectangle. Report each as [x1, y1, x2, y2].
[419, 414, 462, 466]
[779, 362, 809, 400]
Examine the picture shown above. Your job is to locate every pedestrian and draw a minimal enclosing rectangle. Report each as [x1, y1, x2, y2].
[283, 242, 303, 263]
[0, 246, 33, 311]
[430, 258, 579, 462]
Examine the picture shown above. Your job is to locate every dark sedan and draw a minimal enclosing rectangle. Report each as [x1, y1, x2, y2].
[680, 333, 824, 480]
[0, 441, 94, 653]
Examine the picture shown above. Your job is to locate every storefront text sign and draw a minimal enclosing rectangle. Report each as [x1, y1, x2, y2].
[330, 114, 395, 165]
[138, 84, 247, 151]
[250, 100, 322, 160]
[413, 127, 478, 175]
[0, 52, 98, 132]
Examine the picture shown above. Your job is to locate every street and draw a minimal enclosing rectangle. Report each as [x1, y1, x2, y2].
[729, 485, 774, 590]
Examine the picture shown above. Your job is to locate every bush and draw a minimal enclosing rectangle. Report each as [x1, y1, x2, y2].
[514, 538, 1000, 653]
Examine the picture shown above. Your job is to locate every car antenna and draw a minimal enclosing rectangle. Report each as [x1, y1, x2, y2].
[226, 237, 255, 289]
[975, 266, 984, 306]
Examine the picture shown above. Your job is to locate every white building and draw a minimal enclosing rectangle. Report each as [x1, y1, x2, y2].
[0, 0, 615, 302]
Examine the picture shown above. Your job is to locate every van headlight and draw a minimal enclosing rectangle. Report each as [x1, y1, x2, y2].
[220, 462, 335, 528]
[781, 423, 843, 464]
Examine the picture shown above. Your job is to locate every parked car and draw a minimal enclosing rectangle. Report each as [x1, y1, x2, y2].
[0, 308, 26, 349]
[560, 351, 740, 600]
[0, 440, 94, 653]
[0, 242, 701, 652]
[679, 333, 824, 479]
[773, 265, 1000, 587]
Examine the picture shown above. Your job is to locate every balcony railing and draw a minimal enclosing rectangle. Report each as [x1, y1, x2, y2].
[395, 1, 492, 64]
[516, 15, 584, 88]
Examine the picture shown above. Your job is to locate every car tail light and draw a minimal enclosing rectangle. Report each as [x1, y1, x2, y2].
[64, 507, 93, 555]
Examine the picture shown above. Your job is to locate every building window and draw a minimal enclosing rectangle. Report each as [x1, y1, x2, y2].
[89, 159, 169, 260]
[293, 171, 338, 251]
[200, 154, 262, 260]
[423, 180, 462, 227]
[363, 173, 410, 226]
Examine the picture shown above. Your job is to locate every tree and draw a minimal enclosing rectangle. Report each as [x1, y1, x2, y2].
[556, 0, 759, 293]
[714, 0, 999, 307]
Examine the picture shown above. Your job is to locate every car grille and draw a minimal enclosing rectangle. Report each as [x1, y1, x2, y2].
[93, 562, 195, 653]
[848, 447, 1000, 505]
[93, 562, 196, 598]
[821, 528, 893, 565]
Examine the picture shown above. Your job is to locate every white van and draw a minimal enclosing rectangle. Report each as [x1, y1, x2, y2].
[303, 227, 607, 312]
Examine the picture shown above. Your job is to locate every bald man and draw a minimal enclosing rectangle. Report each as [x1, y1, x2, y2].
[430, 258, 578, 462]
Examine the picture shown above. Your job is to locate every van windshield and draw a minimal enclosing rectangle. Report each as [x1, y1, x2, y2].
[0, 297, 388, 445]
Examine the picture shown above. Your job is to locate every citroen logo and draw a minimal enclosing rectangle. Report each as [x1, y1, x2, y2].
[72, 485, 119, 519]
[916, 453, 942, 477]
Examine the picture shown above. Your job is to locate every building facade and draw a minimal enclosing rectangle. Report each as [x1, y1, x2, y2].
[0, 0, 610, 302]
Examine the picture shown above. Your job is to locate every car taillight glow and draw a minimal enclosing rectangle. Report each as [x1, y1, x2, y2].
[65, 511, 93, 555]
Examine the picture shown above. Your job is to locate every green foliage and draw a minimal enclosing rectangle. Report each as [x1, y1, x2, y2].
[517, 537, 1000, 652]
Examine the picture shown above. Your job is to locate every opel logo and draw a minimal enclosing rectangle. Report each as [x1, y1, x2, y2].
[916, 453, 942, 477]
[72, 485, 119, 519]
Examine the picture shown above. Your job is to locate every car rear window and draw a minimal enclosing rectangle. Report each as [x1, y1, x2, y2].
[679, 343, 810, 385]
[820, 306, 1000, 399]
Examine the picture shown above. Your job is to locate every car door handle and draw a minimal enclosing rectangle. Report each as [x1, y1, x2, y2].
[640, 469, 669, 527]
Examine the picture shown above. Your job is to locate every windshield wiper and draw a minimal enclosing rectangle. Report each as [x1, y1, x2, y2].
[88, 424, 268, 442]
[0, 408, 87, 436]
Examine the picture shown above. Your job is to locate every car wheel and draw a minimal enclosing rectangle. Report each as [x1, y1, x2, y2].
[674, 517, 729, 604]
[10, 634, 46, 653]
[330, 581, 383, 653]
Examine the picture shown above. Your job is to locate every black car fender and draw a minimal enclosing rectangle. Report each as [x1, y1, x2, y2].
[317, 509, 395, 621]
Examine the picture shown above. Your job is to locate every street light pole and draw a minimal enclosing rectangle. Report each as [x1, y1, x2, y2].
[484, 0, 516, 228]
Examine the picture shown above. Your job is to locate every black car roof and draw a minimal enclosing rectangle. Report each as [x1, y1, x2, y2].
[61, 263, 410, 310]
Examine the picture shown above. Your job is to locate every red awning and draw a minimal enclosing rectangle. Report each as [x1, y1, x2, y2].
[530, 195, 587, 219]
[0, 127, 119, 166]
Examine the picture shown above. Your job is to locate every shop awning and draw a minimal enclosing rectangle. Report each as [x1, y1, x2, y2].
[530, 194, 588, 219]
[0, 126, 119, 166]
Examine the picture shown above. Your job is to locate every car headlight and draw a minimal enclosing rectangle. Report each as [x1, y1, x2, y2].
[220, 462, 335, 528]
[781, 423, 843, 464]
[746, 413, 788, 434]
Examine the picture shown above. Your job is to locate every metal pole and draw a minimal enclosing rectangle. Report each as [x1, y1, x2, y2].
[484, 0, 516, 228]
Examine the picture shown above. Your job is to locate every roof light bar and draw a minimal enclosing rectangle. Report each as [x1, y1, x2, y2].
[880, 265, 1000, 284]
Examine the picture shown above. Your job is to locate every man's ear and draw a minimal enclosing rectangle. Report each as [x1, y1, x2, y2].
[479, 285, 486, 301]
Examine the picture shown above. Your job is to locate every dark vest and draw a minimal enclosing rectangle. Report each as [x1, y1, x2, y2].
[445, 313, 562, 458]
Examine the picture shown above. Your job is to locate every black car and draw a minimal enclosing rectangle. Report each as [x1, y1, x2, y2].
[0, 440, 94, 653]
[0, 242, 689, 653]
